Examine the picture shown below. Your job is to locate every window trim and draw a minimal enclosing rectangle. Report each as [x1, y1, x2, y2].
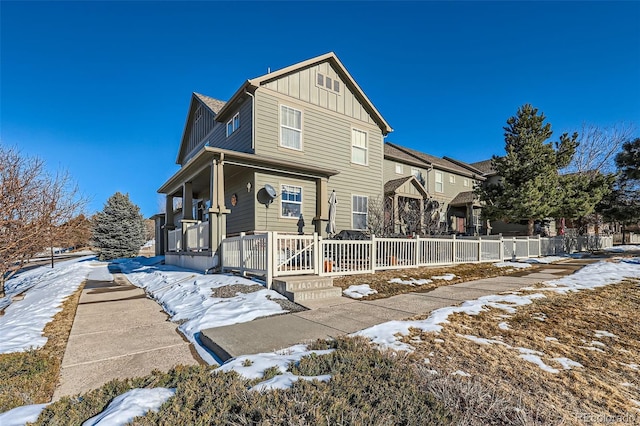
[351, 128, 368, 166]
[395, 163, 404, 174]
[226, 112, 240, 137]
[280, 184, 303, 219]
[351, 194, 368, 230]
[463, 178, 469, 187]
[279, 105, 303, 151]
[435, 171, 444, 193]
[449, 174, 456, 184]
[316, 71, 341, 94]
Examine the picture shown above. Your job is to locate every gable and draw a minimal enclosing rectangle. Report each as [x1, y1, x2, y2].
[244, 53, 392, 135]
[176, 93, 226, 165]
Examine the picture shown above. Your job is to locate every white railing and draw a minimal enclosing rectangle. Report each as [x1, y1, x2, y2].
[185, 221, 209, 251]
[168, 228, 182, 252]
[219, 232, 616, 288]
[630, 233, 640, 244]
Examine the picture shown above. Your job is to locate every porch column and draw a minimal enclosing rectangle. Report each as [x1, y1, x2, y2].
[208, 154, 230, 256]
[164, 195, 175, 253]
[394, 194, 399, 234]
[183, 182, 194, 220]
[419, 198, 425, 235]
[314, 177, 328, 234]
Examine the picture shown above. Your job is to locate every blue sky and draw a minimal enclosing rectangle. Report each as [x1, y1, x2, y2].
[2, 1, 639, 218]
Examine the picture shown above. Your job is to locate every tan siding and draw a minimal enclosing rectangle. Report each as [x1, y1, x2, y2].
[225, 169, 255, 234]
[254, 88, 384, 234]
[254, 172, 317, 233]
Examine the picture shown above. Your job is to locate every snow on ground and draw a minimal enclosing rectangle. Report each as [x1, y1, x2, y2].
[115, 257, 289, 365]
[0, 256, 94, 354]
[251, 372, 332, 392]
[431, 273, 456, 281]
[82, 388, 175, 426]
[217, 344, 334, 380]
[594, 330, 618, 339]
[605, 245, 640, 253]
[388, 277, 432, 285]
[355, 257, 640, 373]
[343, 284, 377, 299]
[0, 403, 48, 426]
[520, 256, 566, 264]
[494, 261, 532, 269]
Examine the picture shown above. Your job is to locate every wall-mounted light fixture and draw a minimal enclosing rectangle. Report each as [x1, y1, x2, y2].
[246, 182, 252, 192]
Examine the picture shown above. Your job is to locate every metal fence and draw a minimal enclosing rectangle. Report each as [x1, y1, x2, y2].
[220, 233, 614, 288]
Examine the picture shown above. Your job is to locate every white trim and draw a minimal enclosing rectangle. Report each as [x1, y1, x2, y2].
[351, 194, 368, 230]
[280, 183, 303, 219]
[279, 104, 303, 151]
[315, 70, 341, 95]
[449, 174, 456, 184]
[351, 128, 368, 166]
[226, 112, 240, 137]
[395, 163, 403, 174]
[463, 178, 469, 187]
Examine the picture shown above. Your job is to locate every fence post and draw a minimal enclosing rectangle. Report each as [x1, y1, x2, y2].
[239, 232, 246, 277]
[415, 235, 421, 266]
[512, 238, 516, 261]
[313, 233, 319, 275]
[478, 237, 482, 262]
[371, 234, 377, 273]
[452, 234, 457, 264]
[537, 235, 541, 257]
[500, 237, 504, 261]
[268, 232, 278, 289]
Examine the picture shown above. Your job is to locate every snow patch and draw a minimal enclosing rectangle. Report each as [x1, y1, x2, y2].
[0, 403, 48, 426]
[82, 388, 175, 426]
[594, 330, 617, 339]
[552, 357, 583, 370]
[431, 273, 456, 281]
[494, 262, 532, 269]
[498, 322, 510, 330]
[451, 370, 471, 377]
[251, 372, 331, 392]
[343, 284, 377, 299]
[519, 354, 559, 374]
[605, 245, 640, 253]
[388, 277, 432, 286]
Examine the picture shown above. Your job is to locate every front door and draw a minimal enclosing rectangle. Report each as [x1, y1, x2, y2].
[457, 217, 465, 234]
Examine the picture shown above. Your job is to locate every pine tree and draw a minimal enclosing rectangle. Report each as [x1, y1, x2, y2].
[92, 192, 147, 260]
[476, 104, 578, 235]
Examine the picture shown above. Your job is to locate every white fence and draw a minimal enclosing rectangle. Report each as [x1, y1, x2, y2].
[221, 233, 614, 288]
[630, 233, 640, 244]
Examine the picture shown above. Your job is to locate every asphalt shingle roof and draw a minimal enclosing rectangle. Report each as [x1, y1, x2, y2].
[194, 92, 227, 114]
[384, 143, 478, 178]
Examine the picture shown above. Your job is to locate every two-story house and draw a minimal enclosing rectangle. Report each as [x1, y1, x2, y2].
[383, 143, 486, 235]
[157, 53, 392, 270]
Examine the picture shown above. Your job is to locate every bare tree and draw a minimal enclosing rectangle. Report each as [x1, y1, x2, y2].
[563, 122, 635, 176]
[0, 145, 86, 296]
[367, 195, 393, 237]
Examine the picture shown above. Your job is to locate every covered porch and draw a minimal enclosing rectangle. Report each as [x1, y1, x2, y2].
[448, 191, 483, 236]
[157, 147, 339, 271]
[384, 176, 430, 235]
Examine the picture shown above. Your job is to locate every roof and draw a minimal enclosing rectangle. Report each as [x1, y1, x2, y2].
[469, 159, 497, 176]
[194, 92, 226, 114]
[449, 191, 478, 206]
[384, 143, 484, 179]
[216, 52, 393, 135]
[384, 176, 429, 198]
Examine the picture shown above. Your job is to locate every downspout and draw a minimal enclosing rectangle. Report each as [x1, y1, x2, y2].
[245, 90, 255, 151]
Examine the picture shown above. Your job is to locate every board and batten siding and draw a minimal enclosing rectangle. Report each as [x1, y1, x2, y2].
[225, 168, 256, 235]
[254, 87, 384, 234]
[262, 61, 376, 126]
[253, 172, 317, 234]
[382, 160, 431, 193]
[182, 98, 254, 165]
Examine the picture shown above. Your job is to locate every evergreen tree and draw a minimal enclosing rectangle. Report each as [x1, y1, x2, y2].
[476, 104, 578, 235]
[598, 138, 640, 235]
[92, 192, 146, 260]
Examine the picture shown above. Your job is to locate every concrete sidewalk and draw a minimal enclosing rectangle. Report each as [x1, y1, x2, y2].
[201, 259, 593, 361]
[53, 269, 199, 399]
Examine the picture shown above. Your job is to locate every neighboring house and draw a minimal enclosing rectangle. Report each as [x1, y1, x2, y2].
[383, 143, 486, 235]
[157, 52, 392, 270]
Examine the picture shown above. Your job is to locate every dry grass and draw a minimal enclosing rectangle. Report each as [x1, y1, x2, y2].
[334, 262, 537, 300]
[402, 274, 640, 424]
[0, 284, 83, 411]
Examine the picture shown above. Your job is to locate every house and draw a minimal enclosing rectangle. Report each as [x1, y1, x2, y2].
[157, 52, 392, 270]
[382, 143, 486, 235]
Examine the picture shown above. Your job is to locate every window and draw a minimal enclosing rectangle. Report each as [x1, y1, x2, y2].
[316, 72, 340, 93]
[226, 112, 239, 137]
[435, 171, 443, 193]
[463, 178, 469, 187]
[280, 105, 302, 150]
[411, 167, 421, 178]
[395, 163, 403, 174]
[351, 129, 367, 165]
[449, 174, 455, 184]
[281, 185, 302, 218]
[352, 195, 368, 230]
[194, 106, 202, 124]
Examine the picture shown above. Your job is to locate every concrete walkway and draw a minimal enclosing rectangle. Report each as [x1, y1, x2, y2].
[54, 269, 199, 399]
[201, 259, 594, 361]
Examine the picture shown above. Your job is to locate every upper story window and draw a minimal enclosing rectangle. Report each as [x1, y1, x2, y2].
[411, 167, 421, 178]
[395, 163, 403, 174]
[435, 171, 444, 193]
[449, 174, 456, 184]
[226, 112, 239, 137]
[280, 105, 302, 150]
[351, 129, 367, 165]
[316, 72, 340, 94]
[194, 106, 202, 124]
[281, 184, 302, 218]
[352, 195, 368, 230]
[463, 178, 470, 187]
